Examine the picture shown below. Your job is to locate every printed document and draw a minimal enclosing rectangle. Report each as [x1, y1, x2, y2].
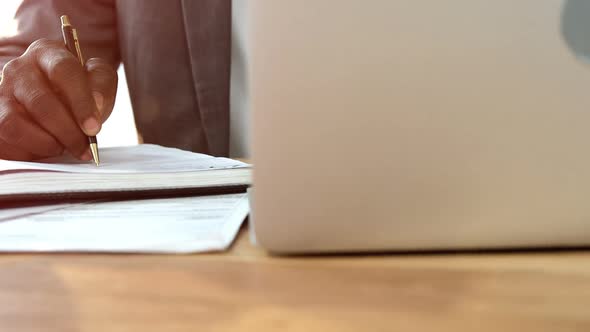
[0, 193, 249, 253]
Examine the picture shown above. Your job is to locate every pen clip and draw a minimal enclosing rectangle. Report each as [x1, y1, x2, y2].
[72, 29, 85, 66]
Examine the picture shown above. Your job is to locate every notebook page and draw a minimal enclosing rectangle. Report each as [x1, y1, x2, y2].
[0, 144, 248, 174]
[0, 193, 249, 253]
[0, 169, 251, 196]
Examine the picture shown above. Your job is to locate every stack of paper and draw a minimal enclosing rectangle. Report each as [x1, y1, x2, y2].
[0, 145, 252, 253]
[0, 194, 249, 253]
[0, 144, 251, 201]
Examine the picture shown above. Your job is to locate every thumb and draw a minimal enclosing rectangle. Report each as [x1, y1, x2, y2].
[85, 58, 118, 123]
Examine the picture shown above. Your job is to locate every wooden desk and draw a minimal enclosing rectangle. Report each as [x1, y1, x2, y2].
[1, 226, 589, 332]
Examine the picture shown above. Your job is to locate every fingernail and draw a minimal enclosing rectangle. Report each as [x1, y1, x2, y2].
[93, 92, 104, 112]
[81, 150, 92, 161]
[83, 117, 100, 135]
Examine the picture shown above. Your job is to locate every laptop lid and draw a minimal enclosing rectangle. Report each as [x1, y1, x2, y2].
[251, 0, 590, 253]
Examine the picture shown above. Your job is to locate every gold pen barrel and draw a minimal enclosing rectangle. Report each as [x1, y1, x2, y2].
[60, 14, 100, 166]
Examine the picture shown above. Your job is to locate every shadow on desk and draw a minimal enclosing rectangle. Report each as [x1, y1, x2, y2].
[270, 245, 590, 258]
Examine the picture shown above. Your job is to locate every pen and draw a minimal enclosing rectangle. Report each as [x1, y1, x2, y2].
[60, 15, 100, 166]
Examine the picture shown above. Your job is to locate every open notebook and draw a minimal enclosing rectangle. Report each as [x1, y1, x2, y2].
[0, 144, 251, 202]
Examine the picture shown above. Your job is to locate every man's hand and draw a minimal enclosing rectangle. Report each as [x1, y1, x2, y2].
[0, 39, 117, 161]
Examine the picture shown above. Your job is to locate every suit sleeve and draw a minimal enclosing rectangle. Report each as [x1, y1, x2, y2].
[0, 0, 119, 69]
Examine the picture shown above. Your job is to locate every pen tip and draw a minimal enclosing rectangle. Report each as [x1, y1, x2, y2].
[90, 143, 100, 167]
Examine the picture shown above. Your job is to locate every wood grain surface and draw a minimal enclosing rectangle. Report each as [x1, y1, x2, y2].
[0, 226, 589, 332]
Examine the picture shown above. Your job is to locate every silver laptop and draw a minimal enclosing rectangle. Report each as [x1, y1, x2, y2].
[250, 0, 590, 253]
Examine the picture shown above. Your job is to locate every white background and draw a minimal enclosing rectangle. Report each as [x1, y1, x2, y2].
[0, 0, 138, 148]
